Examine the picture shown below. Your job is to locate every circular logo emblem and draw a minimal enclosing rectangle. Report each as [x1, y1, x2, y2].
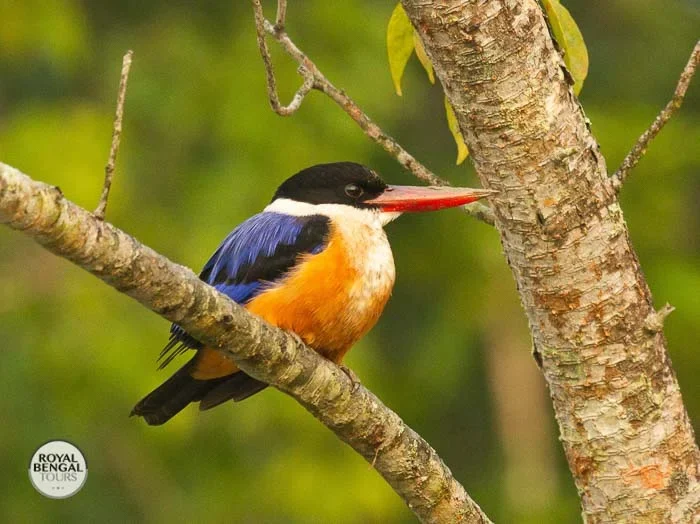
[28, 440, 87, 499]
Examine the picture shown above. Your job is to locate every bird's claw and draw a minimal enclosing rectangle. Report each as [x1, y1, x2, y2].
[340, 364, 361, 393]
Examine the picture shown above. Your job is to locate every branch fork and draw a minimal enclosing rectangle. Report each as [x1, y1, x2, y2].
[250, 0, 495, 225]
[95, 50, 133, 220]
[612, 41, 699, 190]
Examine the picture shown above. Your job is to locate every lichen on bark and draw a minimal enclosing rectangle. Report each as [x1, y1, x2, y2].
[401, 0, 699, 521]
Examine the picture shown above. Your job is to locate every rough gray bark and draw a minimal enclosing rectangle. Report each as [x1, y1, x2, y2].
[0, 162, 491, 524]
[401, 0, 699, 521]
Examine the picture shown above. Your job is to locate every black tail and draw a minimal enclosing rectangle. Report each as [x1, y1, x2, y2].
[199, 372, 268, 410]
[131, 359, 267, 426]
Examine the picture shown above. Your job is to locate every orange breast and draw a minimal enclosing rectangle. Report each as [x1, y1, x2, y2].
[246, 225, 393, 362]
[191, 222, 395, 380]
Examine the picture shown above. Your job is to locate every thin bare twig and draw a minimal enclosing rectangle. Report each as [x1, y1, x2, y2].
[274, 0, 287, 30]
[612, 41, 699, 191]
[252, 1, 314, 115]
[95, 50, 133, 220]
[250, 0, 495, 225]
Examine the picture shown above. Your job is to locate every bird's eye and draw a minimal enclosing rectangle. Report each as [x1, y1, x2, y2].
[344, 183, 364, 198]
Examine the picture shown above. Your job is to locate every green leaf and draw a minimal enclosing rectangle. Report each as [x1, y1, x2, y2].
[413, 31, 435, 84]
[444, 97, 469, 164]
[386, 3, 415, 96]
[542, 0, 589, 95]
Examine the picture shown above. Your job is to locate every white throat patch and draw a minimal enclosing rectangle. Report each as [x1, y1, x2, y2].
[264, 198, 401, 227]
[265, 198, 397, 316]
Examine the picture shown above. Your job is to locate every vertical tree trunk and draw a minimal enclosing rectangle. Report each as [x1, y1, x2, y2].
[401, 0, 699, 521]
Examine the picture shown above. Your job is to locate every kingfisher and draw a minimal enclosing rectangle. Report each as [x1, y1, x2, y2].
[132, 162, 493, 425]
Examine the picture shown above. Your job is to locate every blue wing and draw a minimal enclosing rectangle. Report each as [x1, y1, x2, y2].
[200, 212, 329, 303]
[159, 212, 330, 367]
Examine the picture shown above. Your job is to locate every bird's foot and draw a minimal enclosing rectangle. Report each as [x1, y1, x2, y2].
[339, 364, 361, 393]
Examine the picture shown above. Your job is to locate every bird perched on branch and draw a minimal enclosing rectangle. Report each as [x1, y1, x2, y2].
[132, 162, 494, 425]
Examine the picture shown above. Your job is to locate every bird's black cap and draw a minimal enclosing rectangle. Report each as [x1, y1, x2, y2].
[273, 162, 388, 207]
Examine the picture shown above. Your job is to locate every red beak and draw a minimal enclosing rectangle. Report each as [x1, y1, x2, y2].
[364, 185, 497, 213]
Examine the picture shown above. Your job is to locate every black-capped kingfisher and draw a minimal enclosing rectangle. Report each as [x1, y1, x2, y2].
[132, 162, 493, 425]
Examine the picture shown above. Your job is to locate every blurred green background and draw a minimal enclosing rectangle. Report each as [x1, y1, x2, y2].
[1, 1, 698, 522]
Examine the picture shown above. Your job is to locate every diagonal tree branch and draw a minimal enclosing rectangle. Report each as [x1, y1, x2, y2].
[0, 161, 492, 524]
[612, 40, 700, 191]
[250, 0, 495, 226]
